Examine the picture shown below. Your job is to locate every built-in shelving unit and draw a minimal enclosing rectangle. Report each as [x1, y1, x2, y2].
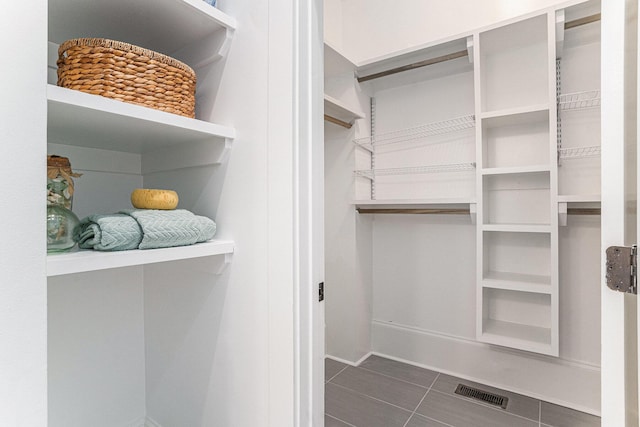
[476, 12, 558, 356]
[47, 0, 237, 257]
[46, 1, 238, 423]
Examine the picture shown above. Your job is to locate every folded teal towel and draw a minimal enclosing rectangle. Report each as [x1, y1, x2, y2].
[74, 209, 217, 251]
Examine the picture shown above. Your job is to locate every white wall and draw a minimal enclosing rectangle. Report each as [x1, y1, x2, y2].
[338, 0, 578, 63]
[143, 0, 273, 424]
[0, 2, 48, 426]
[324, 0, 344, 50]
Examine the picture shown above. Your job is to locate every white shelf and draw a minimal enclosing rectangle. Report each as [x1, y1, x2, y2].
[481, 165, 551, 175]
[558, 90, 600, 111]
[480, 319, 553, 355]
[354, 115, 475, 151]
[557, 194, 601, 203]
[49, 0, 236, 68]
[48, 85, 235, 173]
[481, 105, 549, 128]
[354, 163, 476, 180]
[482, 224, 551, 233]
[482, 271, 552, 294]
[47, 239, 234, 277]
[324, 95, 365, 124]
[353, 198, 474, 208]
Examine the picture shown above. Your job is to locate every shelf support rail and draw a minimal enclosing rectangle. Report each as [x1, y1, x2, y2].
[564, 13, 601, 30]
[324, 114, 353, 129]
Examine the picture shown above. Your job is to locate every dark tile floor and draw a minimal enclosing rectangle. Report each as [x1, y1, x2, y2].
[325, 355, 601, 427]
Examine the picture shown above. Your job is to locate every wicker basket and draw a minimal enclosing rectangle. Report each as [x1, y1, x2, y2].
[57, 38, 196, 118]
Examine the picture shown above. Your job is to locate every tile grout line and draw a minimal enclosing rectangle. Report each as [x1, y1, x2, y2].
[357, 365, 437, 390]
[428, 389, 542, 425]
[326, 365, 350, 384]
[328, 382, 416, 415]
[325, 413, 357, 427]
[539, 401, 542, 427]
[401, 373, 458, 427]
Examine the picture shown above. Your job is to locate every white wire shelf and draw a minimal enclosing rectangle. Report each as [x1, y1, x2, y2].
[558, 90, 600, 111]
[353, 115, 475, 152]
[558, 145, 601, 160]
[354, 162, 476, 180]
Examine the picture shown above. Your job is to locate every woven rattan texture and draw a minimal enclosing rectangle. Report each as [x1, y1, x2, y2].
[57, 38, 196, 118]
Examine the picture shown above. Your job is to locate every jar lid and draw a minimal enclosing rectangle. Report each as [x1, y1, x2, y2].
[48, 155, 71, 168]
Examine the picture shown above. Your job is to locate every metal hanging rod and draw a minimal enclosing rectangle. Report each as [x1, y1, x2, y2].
[356, 208, 601, 215]
[324, 114, 352, 129]
[568, 208, 601, 216]
[565, 13, 601, 30]
[357, 208, 470, 215]
[357, 50, 468, 83]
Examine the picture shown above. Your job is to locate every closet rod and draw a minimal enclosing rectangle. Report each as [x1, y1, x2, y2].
[357, 208, 470, 215]
[565, 13, 601, 30]
[567, 208, 601, 216]
[356, 208, 601, 215]
[356, 50, 468, 83]
[324, 114, 353, 129]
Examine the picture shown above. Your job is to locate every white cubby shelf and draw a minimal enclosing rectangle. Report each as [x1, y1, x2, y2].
[482, 224, 551, 233]
[480, 319, 552, 355]
[49, 0, 236, 69]
[353, 198, 474, 208]
[48, 85, 235, 173]
[481, 165, 551, 175]
[482, 271, 552, 294]
[47, 240, 234, 277]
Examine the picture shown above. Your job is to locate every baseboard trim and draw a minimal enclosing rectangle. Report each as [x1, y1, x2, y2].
[325, 351, 373, 367]
[371, 320, 601, 416]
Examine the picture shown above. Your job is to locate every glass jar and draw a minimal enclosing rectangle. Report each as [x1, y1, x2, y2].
[47, 155, 82, 253]
[47, 204, 80, 253]
[47, 155, 81, 210]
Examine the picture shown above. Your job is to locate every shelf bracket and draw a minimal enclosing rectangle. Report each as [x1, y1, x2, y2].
[466, 36, 474, 64]
[559, 202, 568, 226]
[212, 252, 233, 275]
[469, 203, 477, 225]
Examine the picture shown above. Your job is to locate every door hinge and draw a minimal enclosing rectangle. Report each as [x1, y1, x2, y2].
[319, 282, 324, 302]
[606, 245, 637, 294]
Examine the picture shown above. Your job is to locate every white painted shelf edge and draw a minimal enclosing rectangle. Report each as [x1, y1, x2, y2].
[557, 194, 601, 203]
[49, 85, 235, 144]
[479, 319, 554, 355]
[47, 239, 235, 277]
[481, 165, 551, 175]
[324, 94, 365, 122]
[482, 224, 552, 233]
[480, 104, 550, 124]
[352, 198, 475, 207]
[48, 85, 236, 173]
[49, 0, 237, 66]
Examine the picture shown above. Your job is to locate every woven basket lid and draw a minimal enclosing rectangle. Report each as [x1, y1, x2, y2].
[48, 155, 71, 168]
